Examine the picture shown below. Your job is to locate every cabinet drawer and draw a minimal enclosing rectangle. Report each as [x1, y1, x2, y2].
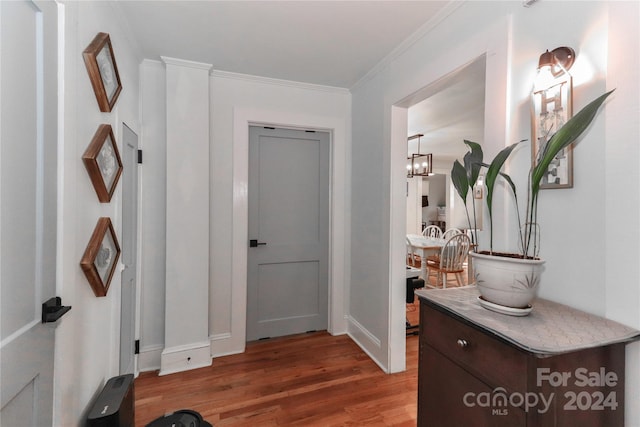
[418, 343, 525, 427]
[421, 303, 527, 393]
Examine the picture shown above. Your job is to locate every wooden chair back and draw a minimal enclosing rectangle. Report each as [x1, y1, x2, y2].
[422, 225, 442, 239]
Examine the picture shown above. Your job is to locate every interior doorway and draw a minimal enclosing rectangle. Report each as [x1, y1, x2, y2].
[405, 56, 486, 237]
[120, 123, 138, 375]
[398, 55, 487, 349]
[227, 107, 347, 357]
[246, 126, 330, 341]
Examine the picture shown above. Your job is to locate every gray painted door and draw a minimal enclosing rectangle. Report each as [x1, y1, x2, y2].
[1, 1, 58, 424]
[247, 127, 329, 341]
[120, 124, 138, 375]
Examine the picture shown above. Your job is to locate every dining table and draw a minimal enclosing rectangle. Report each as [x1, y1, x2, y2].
[406, 234, 445, 283]
[406, 233, 475, 285]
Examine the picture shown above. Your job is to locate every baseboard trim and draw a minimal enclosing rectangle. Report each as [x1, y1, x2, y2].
[138, 345, 163, 372]
[209, 332, 247, 358]
[159, 341, 211, 376]
[346, 316, 388, 373]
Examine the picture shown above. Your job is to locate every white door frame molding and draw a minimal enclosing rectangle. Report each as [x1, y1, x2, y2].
[246, 126, 329, 341]
[216, 107, 349, 355]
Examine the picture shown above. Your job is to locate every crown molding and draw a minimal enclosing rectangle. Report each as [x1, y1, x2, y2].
[350, 1, 465, 92]
[161, 56, 212, 71]
[210, 69, 350, 95]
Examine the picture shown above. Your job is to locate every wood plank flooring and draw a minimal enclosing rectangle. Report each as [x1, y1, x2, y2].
[135, 331, 419, 426]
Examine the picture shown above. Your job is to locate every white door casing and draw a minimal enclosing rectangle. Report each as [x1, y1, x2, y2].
[0, 0, 59, 424]
[222, 106, 348, 357]
[246, 127, 329, 341]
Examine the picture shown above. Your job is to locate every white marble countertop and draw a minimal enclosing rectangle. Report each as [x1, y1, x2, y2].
[416, 286, 640, 355]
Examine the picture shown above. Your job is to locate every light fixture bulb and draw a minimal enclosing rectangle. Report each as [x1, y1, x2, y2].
[534, 65, 557, 92]
[534, 47, 573, 92]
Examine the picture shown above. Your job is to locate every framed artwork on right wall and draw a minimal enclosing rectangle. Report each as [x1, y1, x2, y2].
[531, 48, 574, 189]
[83, 124, 123, 203]
[83, 32, 122, 112]
[80, 217, 121, 297]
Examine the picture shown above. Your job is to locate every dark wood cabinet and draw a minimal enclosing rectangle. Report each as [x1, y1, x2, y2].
[417, 288, 639, 427]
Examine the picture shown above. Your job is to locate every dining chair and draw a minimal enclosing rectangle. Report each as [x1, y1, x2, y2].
[436, 228, 463, 271]
[442, 227, 462, 240]
[422, 225, 442, 239]
[406, 237, 419, 266]
[426, 233, 471, 288]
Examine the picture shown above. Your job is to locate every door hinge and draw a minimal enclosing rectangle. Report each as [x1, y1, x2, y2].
[134, 340, 140, 354]
[137, 149, 143, 164]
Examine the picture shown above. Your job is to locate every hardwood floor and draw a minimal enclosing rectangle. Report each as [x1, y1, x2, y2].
[135, 332, 419, 426]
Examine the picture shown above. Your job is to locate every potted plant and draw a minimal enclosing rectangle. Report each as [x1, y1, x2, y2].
[451, 90, 613, 312]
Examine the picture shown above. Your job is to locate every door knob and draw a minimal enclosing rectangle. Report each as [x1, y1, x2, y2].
[249, 239, 267, 247]
[457, 339, 469, 348]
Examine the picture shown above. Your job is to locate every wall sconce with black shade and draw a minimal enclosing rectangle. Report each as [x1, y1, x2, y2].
[531, 46, 575, 189]
[407, 133, 433, 178]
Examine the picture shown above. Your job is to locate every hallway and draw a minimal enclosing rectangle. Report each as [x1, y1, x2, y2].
[135, 332, 419, 426]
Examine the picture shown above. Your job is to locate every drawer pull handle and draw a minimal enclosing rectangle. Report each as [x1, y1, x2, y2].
[457, 339, 469, 348]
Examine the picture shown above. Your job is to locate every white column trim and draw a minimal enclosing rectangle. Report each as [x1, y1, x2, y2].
[161, 58, 212, 374]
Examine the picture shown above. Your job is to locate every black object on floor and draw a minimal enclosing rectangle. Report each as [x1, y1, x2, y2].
[145, 409, 213, 427]
[406, 277, 424, 304]
[86, 374, 134, 427]
[406, 277, 424, 336]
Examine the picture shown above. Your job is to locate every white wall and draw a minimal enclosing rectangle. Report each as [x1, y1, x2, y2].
[406, 177, 422, 234]
[427, 175, 446, 207]
[506, 2, 609, 311]
[56, 1, 141, 425]
[352, 1, 513, 372]
[351, 0, 640, 420]
[350, 69, 394, 369]
[604, 2, 640, 425]
[138, 60, 166, 369]
[137, 67, 351, 367]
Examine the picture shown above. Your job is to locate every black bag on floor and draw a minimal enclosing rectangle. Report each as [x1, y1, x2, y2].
[145, 409, 212, 427]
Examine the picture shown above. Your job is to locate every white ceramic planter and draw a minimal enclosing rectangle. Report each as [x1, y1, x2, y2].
[470, 251, 545, 309]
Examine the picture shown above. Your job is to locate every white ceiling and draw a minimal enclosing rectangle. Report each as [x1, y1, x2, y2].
[115, 0, 485, 166]
[408, 56, 486, 169]
[116, 0, 452, 88]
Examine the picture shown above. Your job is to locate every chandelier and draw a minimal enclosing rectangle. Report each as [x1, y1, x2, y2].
[407, 133, 433, 178]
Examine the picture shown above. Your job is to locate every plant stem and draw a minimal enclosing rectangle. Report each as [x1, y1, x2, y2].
[464, 207, 473, 241]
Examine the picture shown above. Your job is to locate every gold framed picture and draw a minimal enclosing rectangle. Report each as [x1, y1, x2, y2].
[83, 124, 123, 203]
[83, 32, 122, 112]
[80, 217, 121, 297]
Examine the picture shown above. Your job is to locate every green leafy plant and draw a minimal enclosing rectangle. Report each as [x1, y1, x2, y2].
[451, 90, 614, 258]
